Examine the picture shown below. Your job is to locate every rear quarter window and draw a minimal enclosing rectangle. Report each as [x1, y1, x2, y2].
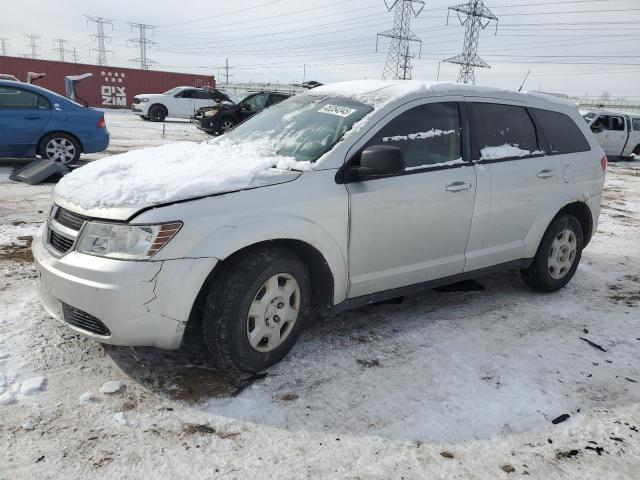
[533, 108, 590, 154]
[633, 118, 640, 131]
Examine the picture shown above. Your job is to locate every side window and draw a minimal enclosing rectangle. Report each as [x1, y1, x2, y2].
[244, 93, 269, 111]
[633, 118, 640, 131]
[470, 103, 539, 160]
[609, 116, 625, 131]
[364, 102, 462, 170]
[175, 89, 192, 99]
[37, 94, 51, 110]
[533, 108, 590, 154]
[192, 89, 212, 100]
[0, 87, 44, 109]
[268, 94, 288, 106]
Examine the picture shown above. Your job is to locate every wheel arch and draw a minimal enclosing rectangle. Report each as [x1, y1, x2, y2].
[556, 201, 593, 247]
[183, 239, 336, 345]
[37, 130, 84, 155]
[149, 103, 168, 115]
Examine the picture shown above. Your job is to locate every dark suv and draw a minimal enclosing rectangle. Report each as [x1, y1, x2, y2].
[192, 91, 291, 134]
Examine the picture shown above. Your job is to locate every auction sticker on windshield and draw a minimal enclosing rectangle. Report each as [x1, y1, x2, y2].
[318, 104, 357, 117]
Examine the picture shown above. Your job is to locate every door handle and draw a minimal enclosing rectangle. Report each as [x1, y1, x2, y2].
[445, 181, 472, 192]
[537, 169, 554, 179]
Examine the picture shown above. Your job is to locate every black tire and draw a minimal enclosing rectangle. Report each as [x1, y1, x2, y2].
[202, 246, 311, 374]
[139, 115, 150, 121]
[218, 117, 236, 133]
[521, 214, 583, 292]
[148, 105, 167, 122]
[38, 132, 81, 164]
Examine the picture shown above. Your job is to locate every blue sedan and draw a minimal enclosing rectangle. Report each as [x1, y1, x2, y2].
[0, 80, 109, 164]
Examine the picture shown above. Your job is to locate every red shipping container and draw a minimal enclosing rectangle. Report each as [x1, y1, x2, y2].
[0, 56, 215, 107]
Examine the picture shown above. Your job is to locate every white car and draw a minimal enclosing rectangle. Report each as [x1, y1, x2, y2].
[33, 80, 605, 373]
[131, 86, 230, 122]
[583, 110, 640, 160]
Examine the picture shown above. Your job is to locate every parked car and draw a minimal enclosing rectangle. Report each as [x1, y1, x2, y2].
[0, 80, 109, 164]
[192, 91, 291, 134]
[33, 80, 605, 373]
[583, 110, 640, 160]
[131, 86, 231, 122]
[301, 80, 323, 89]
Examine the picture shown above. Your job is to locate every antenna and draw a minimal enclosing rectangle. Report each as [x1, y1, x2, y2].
[128, 23, 158, 70]
[443, 0, 498, 84]
[518, 70, 530, 92]
[86, 15, 114, 66]
[377, 0, 425, 80]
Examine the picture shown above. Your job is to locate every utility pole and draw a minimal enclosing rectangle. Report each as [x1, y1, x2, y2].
[86, 15, 114, 66]
[128, 22, 157, 70]
[303, 64, 306, 83]
[51, 38, 71, 62]
[443, 0, 498, 85]
[377, 0, 424, 80]
[0, 38, 8, 56]
[219, 57, 233, 85]
[71, 47, 79, 64]
[22, 34, 41, 59]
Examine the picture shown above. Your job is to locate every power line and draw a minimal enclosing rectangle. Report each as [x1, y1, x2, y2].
[86, 15, 114, 66]
[22, 34, 41, 59]
[378, 0, 425, 80]
[444, 1, 498, 84]
[128, 23, 157, 70]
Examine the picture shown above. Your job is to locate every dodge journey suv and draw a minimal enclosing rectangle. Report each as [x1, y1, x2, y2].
[33, 80, 606, 373]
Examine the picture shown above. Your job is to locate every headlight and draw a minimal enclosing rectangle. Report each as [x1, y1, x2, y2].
[139, 98, 149, 103]
[76, 222, 182, 260]
[204, 110, 218, 118]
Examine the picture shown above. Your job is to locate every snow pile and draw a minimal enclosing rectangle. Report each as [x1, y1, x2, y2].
[382, 129, 456, 143]
[113, 412, 128, 425]
[405, 158, 465, 171]
[54, 139, 311, 210]
[480, 144, 544, 160]
[19, 376, 45, 395]
[0, 391, 15, 405]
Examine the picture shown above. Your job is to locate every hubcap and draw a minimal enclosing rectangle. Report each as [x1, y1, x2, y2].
[548, 229, 577, 279]
[246, 273, 300, 353]
[45, 138, 75, 164]
[221, 120, 234, 132]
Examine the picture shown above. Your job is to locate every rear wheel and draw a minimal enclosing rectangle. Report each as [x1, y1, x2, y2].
[219, 117, 236, 133]
[202, 246, 310, 374]
[148, 105, 167, 122]
[521, 214, 583, 292]
[38, 133, 81, 164]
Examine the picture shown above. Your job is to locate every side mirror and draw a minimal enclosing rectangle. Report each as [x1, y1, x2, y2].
[350, 145, 405, 181]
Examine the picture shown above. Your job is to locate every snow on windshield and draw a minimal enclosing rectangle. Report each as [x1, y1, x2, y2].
[54, 139, 311, 210]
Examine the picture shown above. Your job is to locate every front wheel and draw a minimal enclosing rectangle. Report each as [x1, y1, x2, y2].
[148, 105, 167, 122]
[521, 214, 583, 292]
[39, 133, 81, 164]
[218, 117, 236, 134]
[202, 246, 311, 374]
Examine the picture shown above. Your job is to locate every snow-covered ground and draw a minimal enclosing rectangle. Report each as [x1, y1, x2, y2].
[1, 111, 640, 478]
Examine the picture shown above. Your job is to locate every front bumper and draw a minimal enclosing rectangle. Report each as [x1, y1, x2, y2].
[192, 116, 218, 134]
[32, 224, 217, 349]
[131, 103, 149, 115]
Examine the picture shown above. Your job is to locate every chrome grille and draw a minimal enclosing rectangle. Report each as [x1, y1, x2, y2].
[61, 303, 111, 336]
[49, 230, 74, 253]
[54, 207, 87, 230]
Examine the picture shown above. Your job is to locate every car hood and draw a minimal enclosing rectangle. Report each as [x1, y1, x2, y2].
[134, 93, 162, 100]
[53, 140, 310, 221]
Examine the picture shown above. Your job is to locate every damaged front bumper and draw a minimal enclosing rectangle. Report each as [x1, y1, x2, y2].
[32, 224, 218, 349]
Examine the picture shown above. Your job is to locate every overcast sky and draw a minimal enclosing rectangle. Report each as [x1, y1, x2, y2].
[1, 0, 639, 98]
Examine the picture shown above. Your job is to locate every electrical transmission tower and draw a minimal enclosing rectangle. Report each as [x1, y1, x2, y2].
[128, 23, 157, 70]
[377, 0, 424, 80]
[51, 38, 72, 62]
[22, 34, 41, 59]
[0, 38, 8, 56]
[86, 15, 114, 66]
[443, 0, 498, 84]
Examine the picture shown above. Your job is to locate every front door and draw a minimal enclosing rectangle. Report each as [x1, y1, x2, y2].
[0, 85, 51, 157]
[592, 114, 627, 157]
[172, 89, 196, 117]
[346, 100, 477, 298]
[240, 93, 270, 122]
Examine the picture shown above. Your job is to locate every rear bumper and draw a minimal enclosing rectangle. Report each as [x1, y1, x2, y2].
[32, 223, 217, 350]
[81, 130, 110, 154]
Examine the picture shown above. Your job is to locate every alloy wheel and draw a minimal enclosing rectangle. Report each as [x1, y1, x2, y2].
[548, 229, 577, 279]
[45, 138, 76, 164]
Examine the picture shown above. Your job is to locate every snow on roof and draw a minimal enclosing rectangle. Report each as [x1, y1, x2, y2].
[54, 140, 308, 210]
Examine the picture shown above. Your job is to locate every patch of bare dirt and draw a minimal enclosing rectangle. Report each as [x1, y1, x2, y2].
[0, 236, 33, 263]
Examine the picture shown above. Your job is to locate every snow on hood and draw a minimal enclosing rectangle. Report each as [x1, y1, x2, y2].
[54, 139, 310, 211]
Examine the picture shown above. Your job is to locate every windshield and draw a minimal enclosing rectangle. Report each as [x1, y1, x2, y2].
[220, 95, 373, 162]
[583, 112, 596, 123]
[163, 87, 182, 95]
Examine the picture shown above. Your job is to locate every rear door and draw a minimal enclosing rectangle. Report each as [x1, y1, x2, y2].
[464, 100, 563, 271]
[0, 85, 51, 157]
[346, 99, 477, 297]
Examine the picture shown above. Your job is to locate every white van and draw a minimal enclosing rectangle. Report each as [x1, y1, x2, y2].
[33, 80, 606, 373]
[583, 109, 640, 160]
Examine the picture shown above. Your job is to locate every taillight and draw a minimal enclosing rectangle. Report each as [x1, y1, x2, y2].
[97, 116, 106, 128]
[600, 155, 607, 172]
